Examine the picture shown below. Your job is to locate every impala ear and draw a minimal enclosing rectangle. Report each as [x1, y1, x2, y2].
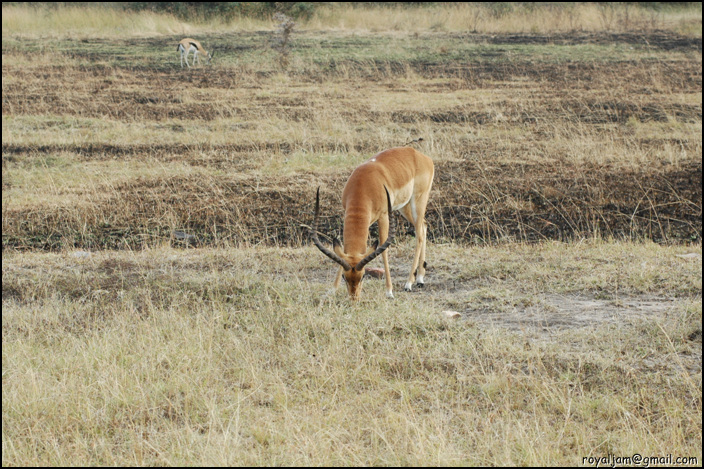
[363, 240, 379, 257]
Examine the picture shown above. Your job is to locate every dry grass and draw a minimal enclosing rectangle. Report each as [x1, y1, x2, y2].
[1, 4, 702, 466]
[2, 241, 701, 466]
[3, 3, 702, 38]
[2, 32, 701, 249]
[309, 3, 702, 36]
[2, 4, 187, 38]
[0, 4, 271, 38]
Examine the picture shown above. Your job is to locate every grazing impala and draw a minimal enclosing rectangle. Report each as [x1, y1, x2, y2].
[177, 38, 213, 68]
[311, 147, 434, 300]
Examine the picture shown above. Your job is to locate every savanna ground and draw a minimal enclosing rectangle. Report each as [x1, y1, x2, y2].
[2, 3, 702, 466]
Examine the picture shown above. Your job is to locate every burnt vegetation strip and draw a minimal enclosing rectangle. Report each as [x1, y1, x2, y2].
[2, 142, 384, 167]
[3, 92, 701, 127]
[3, 59, 700, 126]
[3, 160, 701, 251]
[4, 56, 701, 87]
[3, 127, 701, 165]
[457, 31, 702, 52]
[3, 46, 701, 94]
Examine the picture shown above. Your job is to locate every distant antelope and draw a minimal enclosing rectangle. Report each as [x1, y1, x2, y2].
[311, 147, 435, 300]
[177, 38, 213, 68]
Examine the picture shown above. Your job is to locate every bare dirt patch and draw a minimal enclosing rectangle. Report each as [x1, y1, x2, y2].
[464, 293, 676, 332]
[462, 292, 702, 377]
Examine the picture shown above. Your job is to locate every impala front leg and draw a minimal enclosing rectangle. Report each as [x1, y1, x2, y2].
[382, 249, 393, 298]
[377, 214, 394, 299]
[333, 265, 344, 290]
[319, 266, 345, 300]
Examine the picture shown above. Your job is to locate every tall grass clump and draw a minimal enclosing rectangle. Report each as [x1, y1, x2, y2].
[306, 2, 702, 35]
[3, 3, 701, 38]
[1, 3, 272, 38]
[273, 7, 296, 69]
[1, 4, 189, 38]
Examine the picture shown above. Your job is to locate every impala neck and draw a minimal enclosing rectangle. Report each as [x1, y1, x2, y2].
[343, 210, 371, 256]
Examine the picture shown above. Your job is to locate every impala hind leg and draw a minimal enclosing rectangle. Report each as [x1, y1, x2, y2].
[414, 221, 428, 287]
[404, 220, 427, 291]
[401, 195, 430, 292]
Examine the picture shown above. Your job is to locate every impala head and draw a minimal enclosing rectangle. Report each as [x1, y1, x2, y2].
[311, 186, 395, 300]
[332, 237, 380, 300]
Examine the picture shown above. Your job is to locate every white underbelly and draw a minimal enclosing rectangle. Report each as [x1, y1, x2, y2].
[392, 181, 414, 211]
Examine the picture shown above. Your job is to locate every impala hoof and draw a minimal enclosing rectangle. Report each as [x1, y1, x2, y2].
[416, 282, 425, 289]
[404, 282, 413, 292]
[386, 291, 395, 299]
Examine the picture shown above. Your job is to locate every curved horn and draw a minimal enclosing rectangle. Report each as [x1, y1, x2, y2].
[310, 187, 352, 271]
[354, 186, 395, 272]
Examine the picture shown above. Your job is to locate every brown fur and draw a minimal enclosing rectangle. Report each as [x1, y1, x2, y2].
[331, 147, 434, 299]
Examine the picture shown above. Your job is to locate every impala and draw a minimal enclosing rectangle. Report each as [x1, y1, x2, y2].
[177, 38, 213, 68]
[311, 147, 434, 300]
